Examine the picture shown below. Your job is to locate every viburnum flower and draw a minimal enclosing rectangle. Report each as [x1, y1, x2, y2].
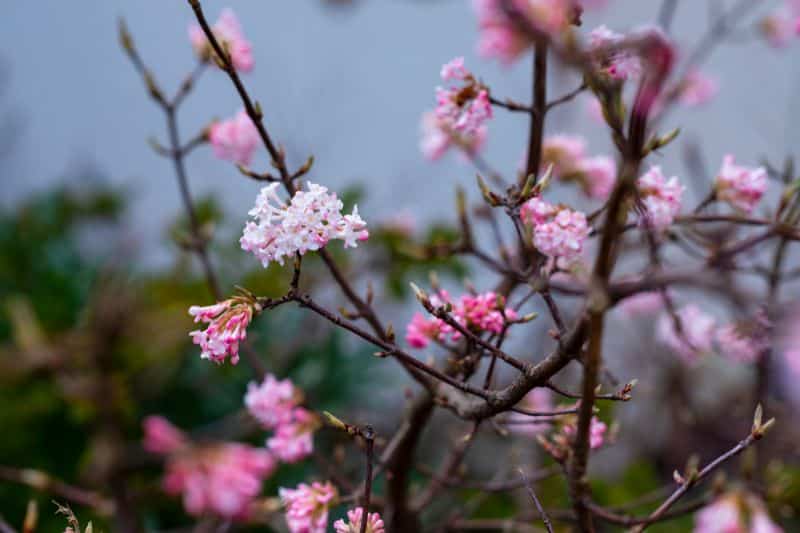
[508, 388, 554, 436]
[577, 155, 617, 199]
[208, 109, 259, 166]
[474, 0, 579, 63]
[280, 481, 338, 533]
[521, 197, 590, 260]
[656, 304, 716, 362]
[677, 70, 719, 107]
[244, 374, 300, 429]
[694, 493, 783, 533]
[241, 182, 369, 267]
[333, 508, 386, 533]
[539, 135, 616, 199]
[617, 291, 666, 317]
[142, 417, 276, 519]
[267, 407, 318, 463]
[759, 4, 800, 49]
[589, 25, 642, 81]
[561, 416, 607, 449]
[189, 8, 254, 72]
[541, 134, 587, 177]
[422, 57, 492, 161]
[405, 290, 517, 348]
[636, 166, 685, 231]
[189, 293, 258, 365]
[715, 323, 768, 363]
[714, 155, 768, 214]
[143, 415, 189, 454]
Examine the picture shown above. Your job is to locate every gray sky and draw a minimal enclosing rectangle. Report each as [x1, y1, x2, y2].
[2, 1, 798, 266]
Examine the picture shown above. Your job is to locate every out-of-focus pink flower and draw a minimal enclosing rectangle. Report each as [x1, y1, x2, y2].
[508, 388, 554, 436]
[143, 416, 188, 455]
[189, 8, 254, 72]
[244, 374, 299, 429]
[267, 408, 317, 463]
[541, 134, 587, 177]
[714, 155, 768, 214]
[636, 166, 685, 231]
[279, 481, 338, 533]
[145, 417, 276, 520]
[379, 210, 416, 237]
[474, 0, 578, 63]
[589, 25, 642, 81]
[208, 109, 259, 166]
[521, 197, 589, 260]
[760, 5, 800, 49]
[578, 156, 616, 199]
[694, 493, 783, 533]
[189, 296, 255, 365]
[406, 290, 517, 348]
[617, 291, 667, 317]
[715, 323, 768, 363]
[241, 182, 368, 267]
[656, 304, 716, 362]
[562, 416, 607, 449]
[678, 70, 719, 107]
[333, 508, 386, 533]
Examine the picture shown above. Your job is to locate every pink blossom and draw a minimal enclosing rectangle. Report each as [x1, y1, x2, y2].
[143, 416, 188, 455]
[617, 291, 666, 317]
[715, 323, 768, 363]
[577, 156, 616, 199]
[694, 496, 742, 533]
[589, 25, 642, 81]
[406, 290, 517, 348]
[714, 155, 768, 214]
[508, 388, 554, 436]
[656, 304, 716, 362]
[189, 8, 254, 72]
[562, 416, 607, 449]
[436, 86, 492, 136]
[760, 6, 800, 48]
[267, 408, 317, 463]
[189, 296, 255, 365]
[440, 56, 469, 81]
[636, 166, 685, 231]
[521, 197, 589, 260]
[333, 508, 386, 533]
[244, 374, 299, 429]
[751, 511, 784, 533]
[208, 109, 259, 166]
[678, 70, 719, 107]
[279, 481, 338, 533]
[241, 182, 368, 267]
[474, 0, 574, 63]
[541, 134, 587, 177]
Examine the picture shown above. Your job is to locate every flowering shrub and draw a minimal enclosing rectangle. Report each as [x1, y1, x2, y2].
[6, 1, 800, 532]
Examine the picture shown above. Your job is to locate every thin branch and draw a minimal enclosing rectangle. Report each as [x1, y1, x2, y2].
[519, 467, 554, 533]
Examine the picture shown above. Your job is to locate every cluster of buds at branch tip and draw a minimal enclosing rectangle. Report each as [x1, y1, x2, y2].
[673, 454, 700, 485]
[751, 403, 776, 439]
[322, 412, 375, 442]
[476, 174, 505, 207]
[520, 163, 554, 204]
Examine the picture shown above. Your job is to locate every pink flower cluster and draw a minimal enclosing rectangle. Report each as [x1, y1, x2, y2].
[474, 0, 575, 63]
[241, 182, 369, 267]
[279, 481, 338, 533]
[521, 197, 590, 260]
[714, 155, 768, 214]
[189, 296, 255, 365]
[760, 1, 800, 48]
[245, 375, 316, 463]
[405, 290, 517, 348]
[636, 166, 685, 231]
[142, 416, 276, 519]
[694, 493, 783, 533]
[617, 291, 666, 317]
[656, 304, 716, 363]
[333, 508, 386, 533]
[562, 416, 607, 449]
[421, 58, 491, 161]
[715, 323, 768, 364]
[589, 25, 642, 81]
[189, 8, 254, 73]
[208, 109, 260, 166]
[189, 9, 255, 72]
[541, 134, 617, 199]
